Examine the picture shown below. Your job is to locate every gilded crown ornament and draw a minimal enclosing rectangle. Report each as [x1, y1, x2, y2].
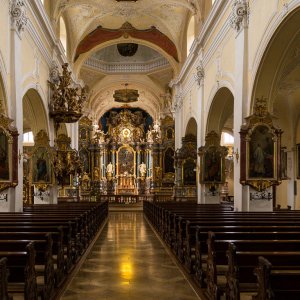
[48, 63, 88, 126]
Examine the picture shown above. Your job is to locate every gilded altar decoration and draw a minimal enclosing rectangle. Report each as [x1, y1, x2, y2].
[0, 109, 18, 192]
[106, 109, 146, 144]
[240, 97, 282, 191]
[48, 63, 88, 126]
[30, 130, 54, 191]
[53, 134, 83, 186]
[198, 131, 228, 184]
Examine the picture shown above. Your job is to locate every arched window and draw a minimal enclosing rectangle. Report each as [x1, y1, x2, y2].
[221, 132, 234, 146]
[23, 131, 34, 146]
[60, 17, 67, 53]
[187, 16, 195, 55]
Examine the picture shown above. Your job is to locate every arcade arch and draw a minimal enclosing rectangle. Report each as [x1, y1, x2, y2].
[251, 6, 300, 209]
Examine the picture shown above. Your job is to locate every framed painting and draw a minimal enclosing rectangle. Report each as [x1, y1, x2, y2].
[31, 147, 52, 184]
[198, 131, 228, 185]
[201, 148, 224, 184]
[240, 97, 282, 191]
[297, 144, 300, 179]
[0, 113, 18, 192]
[280, 147, 288, 180]
[0, 130, 10, 181]
[182, 158, 196, 186]
[247, 124, 276, 180]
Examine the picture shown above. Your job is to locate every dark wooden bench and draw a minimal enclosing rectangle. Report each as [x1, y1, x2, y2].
[226, 242, 300, 300]
[0, 241, 38, 300]
[254, 256, 300, 300]
[206, 233, 300, 300]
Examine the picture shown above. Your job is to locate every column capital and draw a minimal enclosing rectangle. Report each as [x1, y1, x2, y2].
[229, 0, 249, 32]
[9, 0, 28, 35]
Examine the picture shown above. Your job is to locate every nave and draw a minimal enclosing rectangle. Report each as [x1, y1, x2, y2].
[61, 212, 200, 300]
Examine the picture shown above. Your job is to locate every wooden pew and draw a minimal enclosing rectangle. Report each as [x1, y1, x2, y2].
[226, 243, 300, 300]
[205, 232, 300, 300]
[254, 256, 300, 300]
[0, 236, 54, 300]
[0, 257, 11, 300]
[0, 242, 38, 300]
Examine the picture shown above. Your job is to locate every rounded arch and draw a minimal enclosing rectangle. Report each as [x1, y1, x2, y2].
[185, 117, 197, 137]
[73, 38, 180, 78]
[206, 87, 234, 136]
[22, 88, 49, 137]
[251, 5, 300, 112]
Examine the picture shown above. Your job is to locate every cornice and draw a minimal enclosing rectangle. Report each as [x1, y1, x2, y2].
[170, 0, 230, 88]
[84, 56, 170, 74]
[26, 0, 67, 67]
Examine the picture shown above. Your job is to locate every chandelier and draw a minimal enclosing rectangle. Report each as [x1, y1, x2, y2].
[53, 134, 83, 186]
[48, 63, 88, 125]
[113, 84, 139, 103]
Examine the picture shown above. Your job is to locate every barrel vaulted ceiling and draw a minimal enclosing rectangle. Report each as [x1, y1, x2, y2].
[51, 0, 203, 120]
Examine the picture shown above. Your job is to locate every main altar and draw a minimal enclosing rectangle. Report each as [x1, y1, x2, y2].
[78, 108, 176, 197]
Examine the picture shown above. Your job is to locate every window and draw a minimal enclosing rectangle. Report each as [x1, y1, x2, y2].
[221, 132, 234, 146]
[60, 17, 67, 53]
[187, 16, 195, 55]
[23, 131, 34, 146]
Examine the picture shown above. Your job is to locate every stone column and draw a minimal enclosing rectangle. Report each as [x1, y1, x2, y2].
[230, 0, 250, 211]
[9, 0, 28, 212]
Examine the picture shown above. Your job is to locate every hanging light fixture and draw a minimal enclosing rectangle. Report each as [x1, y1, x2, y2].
[113, 83, 139, 103]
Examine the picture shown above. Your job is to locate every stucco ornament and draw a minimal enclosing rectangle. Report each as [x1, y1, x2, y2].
[9, 0, 28, 34]
[195, 62, 205, 86]
[229, 0, 249, 32]
[49, 62, 60, 84]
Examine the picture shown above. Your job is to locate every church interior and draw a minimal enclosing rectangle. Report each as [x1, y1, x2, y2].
[1, 0, 300, 299]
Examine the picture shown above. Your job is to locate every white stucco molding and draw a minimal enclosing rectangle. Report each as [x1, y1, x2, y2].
[170, 0, 230, 90]
[229, 0, 250, 32]
[9, 0, 29, 36]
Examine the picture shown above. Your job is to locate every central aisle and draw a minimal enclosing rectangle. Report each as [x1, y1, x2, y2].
[61, 212, 200, 300]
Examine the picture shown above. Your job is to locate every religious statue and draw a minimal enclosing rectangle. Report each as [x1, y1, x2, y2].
[81, 172, 90, 191]
[138, 162, 147, 178]
[93, 167, 100, 181]
[106, 162, 114, 175]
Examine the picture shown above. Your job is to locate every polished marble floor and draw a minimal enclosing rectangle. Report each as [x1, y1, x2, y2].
[61, 212, 201, 300]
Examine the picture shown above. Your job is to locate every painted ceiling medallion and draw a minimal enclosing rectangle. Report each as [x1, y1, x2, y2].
[113, 84, 139, 103]
[117, 43, 138, 56]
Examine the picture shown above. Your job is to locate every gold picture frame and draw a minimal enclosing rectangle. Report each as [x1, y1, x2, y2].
[0, 113, 18, 192]
[30, 130, 54, 190]
[240, 98, 282, 191]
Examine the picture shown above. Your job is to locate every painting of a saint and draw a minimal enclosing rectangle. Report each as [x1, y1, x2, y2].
[280, 147, 288, 180]
[183, 159, 196, 186]
[32, 148, 51, 184]
[203, 150, 222, 183]
[249, 125, 274, 178]
[164, 148, 175, 173]
[0, 131, 9, 181]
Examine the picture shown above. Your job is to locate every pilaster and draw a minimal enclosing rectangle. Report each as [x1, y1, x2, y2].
[230, 0, 250, 211]
[9, 0, 28, 211]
